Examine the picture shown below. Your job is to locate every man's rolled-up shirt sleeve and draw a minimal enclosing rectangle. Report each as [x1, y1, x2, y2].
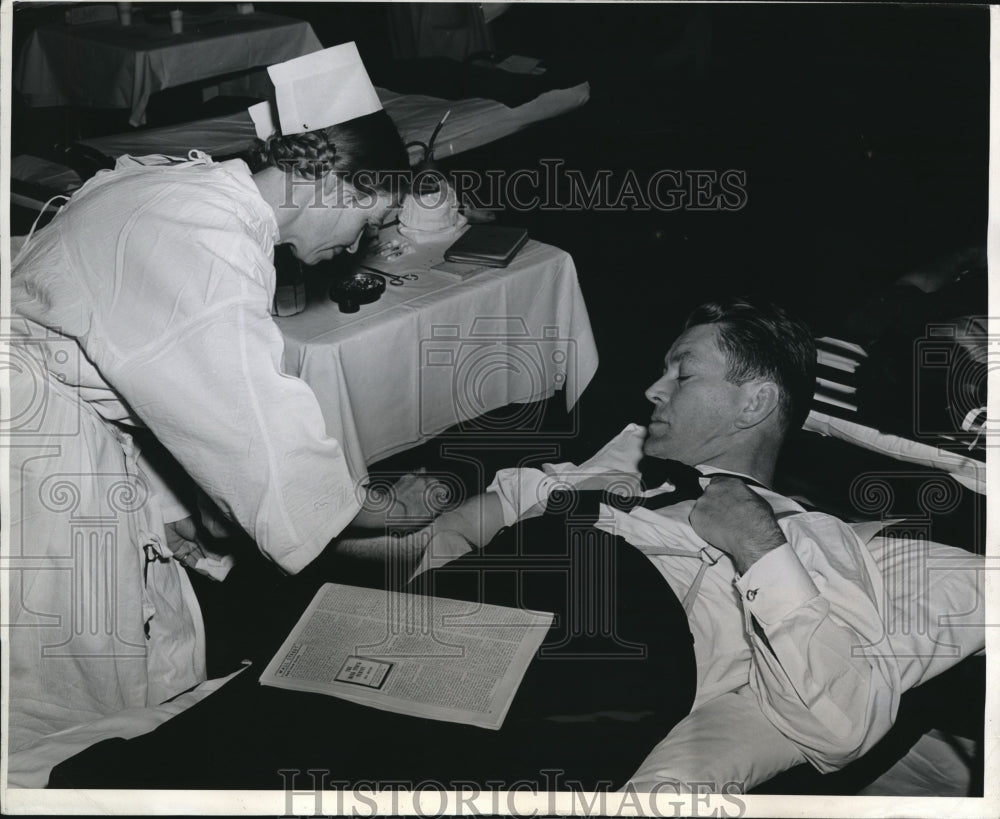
[486, 467, 557, 526]
[734, 514, 902, 773]
[486, 462, 624, 527]
[486, 424, 647, 526]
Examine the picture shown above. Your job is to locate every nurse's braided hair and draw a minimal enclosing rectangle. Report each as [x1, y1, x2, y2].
[258, 109, 408, 194]
[265, 129, 337, 178]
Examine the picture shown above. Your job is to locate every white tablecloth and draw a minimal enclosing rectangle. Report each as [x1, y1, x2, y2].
[275, 229, 599, 481]
[14, 11, 322, 126]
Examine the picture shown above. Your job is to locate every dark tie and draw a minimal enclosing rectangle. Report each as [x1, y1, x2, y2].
[636, 456, 705, 509]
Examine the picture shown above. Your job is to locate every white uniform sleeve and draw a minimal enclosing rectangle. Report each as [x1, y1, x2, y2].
[734, 513, 902, 772]
[67, 178, 360, 574]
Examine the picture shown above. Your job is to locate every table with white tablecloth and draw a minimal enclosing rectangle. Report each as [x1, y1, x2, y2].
[14, 10, 322, 126]
[275, 229, 599, 482]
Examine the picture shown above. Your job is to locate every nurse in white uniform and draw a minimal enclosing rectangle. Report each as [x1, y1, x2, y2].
[6, 44, 419, 775]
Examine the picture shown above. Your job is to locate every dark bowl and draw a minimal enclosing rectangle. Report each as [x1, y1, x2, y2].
[329, 271, 386, 313]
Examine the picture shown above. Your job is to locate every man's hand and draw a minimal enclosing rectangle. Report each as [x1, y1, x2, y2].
[353, 469, 454, 531]
[388, 470, 453, 521]
[688, 476, 785, 574]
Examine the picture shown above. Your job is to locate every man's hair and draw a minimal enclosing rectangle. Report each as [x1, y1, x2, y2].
[684, 297, 816, 433]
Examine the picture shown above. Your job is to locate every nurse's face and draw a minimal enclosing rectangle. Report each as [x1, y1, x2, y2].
[282, 178, 392, 266]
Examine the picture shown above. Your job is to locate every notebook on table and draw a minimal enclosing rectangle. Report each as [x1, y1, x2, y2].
[444, 225, 529, 268]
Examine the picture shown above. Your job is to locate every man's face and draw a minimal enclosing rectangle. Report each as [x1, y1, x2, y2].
[643, 323, 747, 466]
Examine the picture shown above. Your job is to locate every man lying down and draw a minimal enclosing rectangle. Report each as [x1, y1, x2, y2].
[397, 296, 986, 793]
[47, 298, 985, 793]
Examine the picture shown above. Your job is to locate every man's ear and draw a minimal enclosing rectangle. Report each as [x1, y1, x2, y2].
[735, 380, 780, 429]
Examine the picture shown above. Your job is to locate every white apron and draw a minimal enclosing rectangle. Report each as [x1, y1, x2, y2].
[7, 337, 206, 755]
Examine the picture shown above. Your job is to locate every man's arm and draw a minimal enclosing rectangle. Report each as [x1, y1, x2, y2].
[406, 491, 507, 576]
[690, 479, 902, 773]
[401, 425, 647, 575]
[349, 471, 453, 531]
[322, 491, 509, 578]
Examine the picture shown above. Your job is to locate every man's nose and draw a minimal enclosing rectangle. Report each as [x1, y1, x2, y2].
[645, 374, 670, 404]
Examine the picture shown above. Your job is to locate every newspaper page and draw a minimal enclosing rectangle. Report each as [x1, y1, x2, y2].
[259, 583, 554, 730]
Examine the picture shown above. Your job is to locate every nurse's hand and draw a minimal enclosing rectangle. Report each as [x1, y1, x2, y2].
[164, 516, 208, 567]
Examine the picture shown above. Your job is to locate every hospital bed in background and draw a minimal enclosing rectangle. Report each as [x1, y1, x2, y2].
[803, 247, 987, 502]
[10, 82, 590, 224]
[75, 83, 590, 166]
[806, 335, 985, 496]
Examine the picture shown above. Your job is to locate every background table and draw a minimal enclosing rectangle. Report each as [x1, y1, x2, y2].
[275, 228, 599, 482]
[14, 10, 321, 126]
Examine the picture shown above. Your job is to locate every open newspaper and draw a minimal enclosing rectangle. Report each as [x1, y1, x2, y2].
[260, 583, 554, 730]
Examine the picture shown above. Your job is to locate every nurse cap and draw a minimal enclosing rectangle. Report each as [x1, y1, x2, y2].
[248, 42, 382, 140]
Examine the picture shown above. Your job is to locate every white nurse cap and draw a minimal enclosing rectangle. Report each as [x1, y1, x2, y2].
[248, 42, 382, 140]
